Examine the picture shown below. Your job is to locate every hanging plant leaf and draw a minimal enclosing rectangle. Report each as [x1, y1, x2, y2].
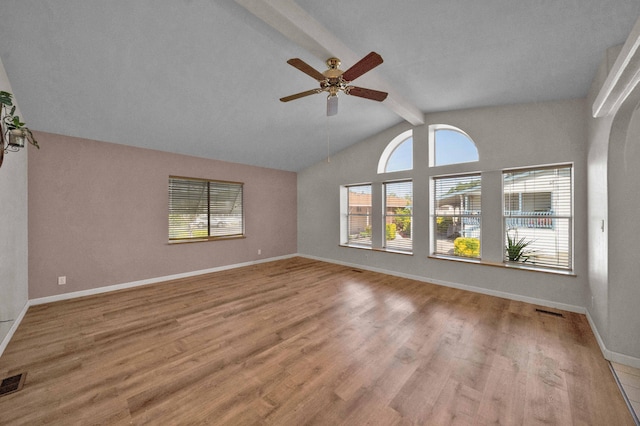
[0, 91, 13, 106]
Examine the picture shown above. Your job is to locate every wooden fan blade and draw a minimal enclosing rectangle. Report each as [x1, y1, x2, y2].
[287, 58, 326, 81]
[327, 95, 338, 116]
[280, 89, 320, 102]
[341, 52, 384, 82]
[346, 86, 388, 102]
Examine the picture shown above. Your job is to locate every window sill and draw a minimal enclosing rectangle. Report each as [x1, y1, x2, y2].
[340, 244, 413, 256]
[169, 235, 246, 245]
[428, 255, 576, 276]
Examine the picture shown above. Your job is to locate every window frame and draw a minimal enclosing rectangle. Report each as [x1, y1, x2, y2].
[431, 173, 482, 259]
[383, 180, 413, 253]
[344, 183, 373, 248]
[502, 164, 573, 271]
[377, 129, 413, 173]
[169, 176, 244, 243]
[429, 124, 479, 167]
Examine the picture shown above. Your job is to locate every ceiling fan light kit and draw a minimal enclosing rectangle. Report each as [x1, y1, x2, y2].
[280, 52, 388, 116]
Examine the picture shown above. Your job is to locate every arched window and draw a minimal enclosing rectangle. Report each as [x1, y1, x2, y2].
[429, 125, 478, 167]
[378, 129, 413, 173]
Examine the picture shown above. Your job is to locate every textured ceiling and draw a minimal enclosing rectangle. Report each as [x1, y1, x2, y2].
[0, 1, 638, 171]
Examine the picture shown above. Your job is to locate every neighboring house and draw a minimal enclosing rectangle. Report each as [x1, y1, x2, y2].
[435, 179, 482, 239]
[435, 168, 571, 264]
[348, 191, 410, 236]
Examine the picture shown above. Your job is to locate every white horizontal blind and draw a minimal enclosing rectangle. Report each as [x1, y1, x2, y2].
[384, 180, 413, 252]
[169, 177, 243, 241]
[169, 178, 208, 240]
[432, 174, 481, 258]
[503, 165, 572, 269]
[347, 184, 372, 247]
[209, 182, 243, 237]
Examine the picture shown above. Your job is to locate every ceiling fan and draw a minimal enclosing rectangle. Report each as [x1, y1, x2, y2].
[280, 51, 388, 116]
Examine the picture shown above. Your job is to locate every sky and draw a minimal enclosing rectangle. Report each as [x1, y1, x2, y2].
[435, 129, 478, 166]
[385, 128, 478, 172]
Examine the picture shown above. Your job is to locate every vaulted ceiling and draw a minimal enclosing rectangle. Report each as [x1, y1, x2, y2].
[0, 1, 638, 171]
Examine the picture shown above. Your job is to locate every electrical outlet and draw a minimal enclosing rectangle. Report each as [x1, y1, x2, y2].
[258, 249, 262, 255]
[58, 276, 66, 285]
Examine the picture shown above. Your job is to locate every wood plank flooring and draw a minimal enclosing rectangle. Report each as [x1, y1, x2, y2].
[0, 257, 634, 425]
[612, 362, 640, 420]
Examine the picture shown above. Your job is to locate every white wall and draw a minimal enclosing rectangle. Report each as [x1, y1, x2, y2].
[586, 36, 640, 367]
[608, 99, 640, 358]
[607, 94, 640, 361]
[586, 46, 618, 353]
[298, 98, 588, 311]
[0, 57, 29, 354]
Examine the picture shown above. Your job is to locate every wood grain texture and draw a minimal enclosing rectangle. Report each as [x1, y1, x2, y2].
[612, 362, 640, 419]
[0, 257, 633, 425]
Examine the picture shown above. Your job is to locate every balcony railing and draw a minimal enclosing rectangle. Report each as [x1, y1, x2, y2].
[505, 211, 554, 229]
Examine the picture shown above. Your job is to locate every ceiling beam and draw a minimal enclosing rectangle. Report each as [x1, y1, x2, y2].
[592, 16, 640, 118]
[234, 0, 425, 126]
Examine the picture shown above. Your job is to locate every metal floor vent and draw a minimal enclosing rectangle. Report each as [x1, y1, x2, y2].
[535, 308, 564, 318]
[0, 373, 26, 397]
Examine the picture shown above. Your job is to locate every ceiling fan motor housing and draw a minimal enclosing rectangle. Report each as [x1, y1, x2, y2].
[321, 59, 347, 96]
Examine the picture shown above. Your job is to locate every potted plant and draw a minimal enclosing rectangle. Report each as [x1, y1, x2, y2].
[0, 90, 39, 150]
[505, 229, 536, 263]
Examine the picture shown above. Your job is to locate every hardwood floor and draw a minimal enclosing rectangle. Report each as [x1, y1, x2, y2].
[612, 362, 640, 421]
[0, 257, 633, 425]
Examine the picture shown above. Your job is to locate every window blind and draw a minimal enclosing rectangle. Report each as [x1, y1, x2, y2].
[346, 184, 372, 247]
[169, 177, 243, 241]
[503, 165, 572, 269]
[384, 180, 413, 252]
[432, 174, 482, 258]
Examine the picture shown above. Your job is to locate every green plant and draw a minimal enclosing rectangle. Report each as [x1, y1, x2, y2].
[454, 237, 480, 258]
[436, 216, 453, 234]
[386, 223, 397, 240]
[505, 230, 536, 262]
[360, 226, 372, 238]
[0, 91, 39, 149]
[393, 207, 411, 236]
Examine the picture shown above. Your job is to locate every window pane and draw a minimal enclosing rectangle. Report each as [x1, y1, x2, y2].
[385, 137, 413, 172]
[347, 185, 372, 247]
[210, 182, 243, 237]
[434, 128, 479, 166]
[384, 181, 412, 252]
[503, 166, 572, 269]
[169, 178, 208, 240]
[378, 129, 413, 173]
[433, 175, 481, 258]
[169, 177, 244, 241]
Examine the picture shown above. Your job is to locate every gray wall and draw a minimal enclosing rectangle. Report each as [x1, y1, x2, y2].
[298, 98, 588, 311]
[0, 58, 29, 351]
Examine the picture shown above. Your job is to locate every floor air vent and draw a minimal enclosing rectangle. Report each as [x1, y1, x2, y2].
[535, 308, 564, 318]
[0, 373, 26, 397]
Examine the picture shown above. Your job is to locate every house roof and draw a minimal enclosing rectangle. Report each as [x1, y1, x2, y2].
[349, 192, 409, 208]
[0, 1, 638, 171]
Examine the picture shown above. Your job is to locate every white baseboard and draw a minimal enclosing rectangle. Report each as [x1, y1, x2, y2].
[586, 309, 640, 369]
[30, 254, 296, 306]
[0, 300, 30, 358]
